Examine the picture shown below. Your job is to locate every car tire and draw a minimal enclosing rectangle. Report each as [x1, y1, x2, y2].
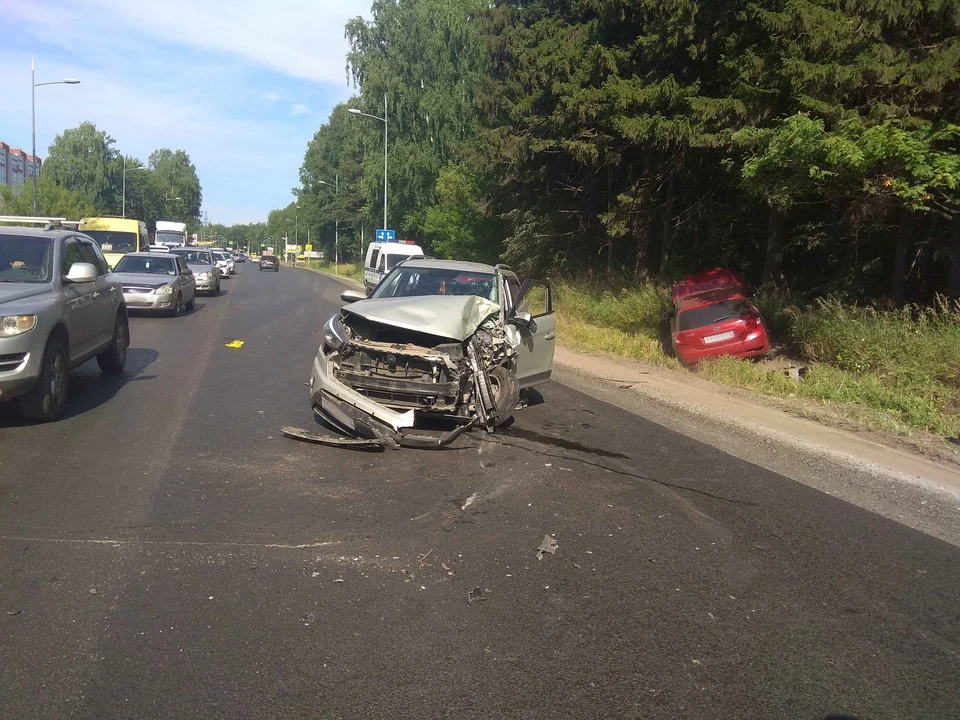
[185, 295, 195, 311]
[97, 312, 129, 373]
[258, 266, 262, 271]
[275, 266, 279, 272]
[169, 293, 182, 317]
[19, 337, 69, 422]
[213, 280, 220, 296]
[488, 366, 520, 427]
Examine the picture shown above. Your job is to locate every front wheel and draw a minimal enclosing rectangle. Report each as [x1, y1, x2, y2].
[97, 312, 128, 373]
[213, 280, 220, 296]
[185, 294, 195, 311]
[488, 366, 520, 427]
[20, 337, 69, 422]
[169, 292, 182, 317]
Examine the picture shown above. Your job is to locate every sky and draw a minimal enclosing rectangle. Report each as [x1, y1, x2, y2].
[0, 0, 366, 225]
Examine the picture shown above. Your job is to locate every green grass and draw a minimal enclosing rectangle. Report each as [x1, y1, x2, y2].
[300, 259, 364, 283]
[553, 279, 960, 437]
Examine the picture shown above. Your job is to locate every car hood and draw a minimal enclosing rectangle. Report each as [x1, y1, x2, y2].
[113, 272, 173, 288]
[343, 295, 501, 341]
[0, 283, 53, 306]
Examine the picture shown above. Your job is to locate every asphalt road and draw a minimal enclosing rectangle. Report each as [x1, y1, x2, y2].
[1, 263, 958, 720]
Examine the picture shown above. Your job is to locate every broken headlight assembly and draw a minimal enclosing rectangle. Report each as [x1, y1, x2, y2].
[322, 314, 350, 352]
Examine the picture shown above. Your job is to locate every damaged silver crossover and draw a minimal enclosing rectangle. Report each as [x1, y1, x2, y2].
[301, 259, 555, 448]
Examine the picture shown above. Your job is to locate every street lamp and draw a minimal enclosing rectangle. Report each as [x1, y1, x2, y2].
[32, 59, 80, 215]
[348, 94, 388, 232]
[318, 175, 339, 273]
[122, 158, 149, 218]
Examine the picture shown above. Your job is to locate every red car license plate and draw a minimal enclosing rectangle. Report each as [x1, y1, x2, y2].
[703, 330, 735, 345]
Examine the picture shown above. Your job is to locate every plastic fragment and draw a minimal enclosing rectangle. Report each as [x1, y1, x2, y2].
[225, 339, 244, 348]
[536, 535, 558, 560]
[467, 587, 487, 605]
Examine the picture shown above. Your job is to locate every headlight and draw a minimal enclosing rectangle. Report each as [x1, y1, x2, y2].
[323, 314, 349, 351]
[1, 315, 38, 336]
[154, 285, 175, 294]
[197, 272, 211, 279]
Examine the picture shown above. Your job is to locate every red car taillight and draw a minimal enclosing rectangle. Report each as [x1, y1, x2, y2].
[673, 332, 688, 346]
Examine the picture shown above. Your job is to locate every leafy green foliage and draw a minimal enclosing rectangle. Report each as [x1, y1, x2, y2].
[0, 174, 96, 219]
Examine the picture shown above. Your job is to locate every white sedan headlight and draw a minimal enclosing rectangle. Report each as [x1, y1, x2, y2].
[154, 284, 176, 294]
[1, 315, 37, 336]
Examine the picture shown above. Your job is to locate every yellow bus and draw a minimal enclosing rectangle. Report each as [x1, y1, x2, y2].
[78, 217, 149, 268]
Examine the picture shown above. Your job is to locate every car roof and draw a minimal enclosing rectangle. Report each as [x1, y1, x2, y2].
[398, 258, 497, 273]
[677, 288, 748, 311]
[0, 226, 74, 239]
[673, 267, 745, 300]
[119, 252, 176, 258]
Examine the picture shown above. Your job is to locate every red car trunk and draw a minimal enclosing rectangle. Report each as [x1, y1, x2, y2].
[671, 293, 770, 365]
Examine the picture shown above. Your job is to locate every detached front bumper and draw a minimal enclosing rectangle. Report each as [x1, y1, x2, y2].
[310, 350, 415, 434]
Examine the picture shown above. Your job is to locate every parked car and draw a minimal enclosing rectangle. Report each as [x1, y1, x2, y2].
[663, 267, 770, 366]
[112, 252, 196, 316]
[212, 250, 235, 276]
[259, 255, 280, 272]
[233, 253, 246, 263]
[308, 258, 555, 447]
[0, 226, 129, 421]
[169, 248, 221, 295]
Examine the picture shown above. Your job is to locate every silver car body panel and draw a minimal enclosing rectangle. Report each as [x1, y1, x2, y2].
[311, 351, 415, 432]
[342, 295, 501, 342]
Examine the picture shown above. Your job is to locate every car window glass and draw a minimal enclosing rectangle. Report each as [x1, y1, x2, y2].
[61, 240, 82, 275]
[369, 249, 380, 269]
[506, 276, 525, 312]
[77, 241, 107, 275]
[678, 300, 753, 331]
[0, 234, 53, 284]
[88, 242, 111, 275]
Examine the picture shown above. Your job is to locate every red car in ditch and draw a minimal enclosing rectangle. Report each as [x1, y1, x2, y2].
[664, 268, 770, 366]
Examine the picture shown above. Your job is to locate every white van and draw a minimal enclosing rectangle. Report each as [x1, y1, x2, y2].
[363, 240, 424, 291]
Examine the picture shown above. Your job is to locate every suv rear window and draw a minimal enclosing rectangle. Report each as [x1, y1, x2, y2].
[678, 299, 752, 331]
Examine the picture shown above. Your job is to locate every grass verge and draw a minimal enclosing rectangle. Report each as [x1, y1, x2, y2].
[299, 260, 364, 284]
[553, 280, 960, 438]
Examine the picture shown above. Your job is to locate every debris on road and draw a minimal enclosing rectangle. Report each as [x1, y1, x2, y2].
[333, 578, 345, 584]
[6, 610, 21, 616]
[418, 549, 434, 563]
[467, 587, 487, 605]
[462, 493, 478, 510]
[225, 339, 244, 349]
[301, 612, 316, 623]
[536, 534, 559, 560]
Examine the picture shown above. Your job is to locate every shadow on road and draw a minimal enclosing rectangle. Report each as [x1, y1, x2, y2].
[0, 347, 159, 427]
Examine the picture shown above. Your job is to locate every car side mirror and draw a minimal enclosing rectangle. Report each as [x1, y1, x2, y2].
[512, 310, 534, 328]
[182, 269, 193, 276]
[64, 262, 98, 284]
[340, 289, 366, 304]
[661, 311, 673, 321]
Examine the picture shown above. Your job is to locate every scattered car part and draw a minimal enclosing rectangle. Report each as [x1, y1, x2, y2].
[536, 535, 559, 560]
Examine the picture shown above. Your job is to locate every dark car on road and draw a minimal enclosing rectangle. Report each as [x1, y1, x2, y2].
[663, 267, 770, 366]
[259, 255, 279, 272]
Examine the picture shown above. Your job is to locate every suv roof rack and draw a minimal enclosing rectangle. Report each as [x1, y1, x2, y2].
[494, 263, 512, 271]
[0, 215, 81, 229]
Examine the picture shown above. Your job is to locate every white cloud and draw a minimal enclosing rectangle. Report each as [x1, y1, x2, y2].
[8, 0, 364, 85]
[290, 104, 311, 116]
[262, 92, 280, 105]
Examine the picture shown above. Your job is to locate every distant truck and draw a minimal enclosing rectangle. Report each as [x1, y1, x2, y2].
[154, 220, 188, 249]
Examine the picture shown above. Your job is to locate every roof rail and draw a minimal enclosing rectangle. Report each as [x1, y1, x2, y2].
[0, 215, 80, 227]
[494, 263, 512, 271]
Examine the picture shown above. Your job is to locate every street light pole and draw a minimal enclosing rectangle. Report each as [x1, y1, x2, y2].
[122, 159, 149, 218]
[318, 175, 339, 273]
[348, 94, 388, 232]
[31, 59, 80, 216]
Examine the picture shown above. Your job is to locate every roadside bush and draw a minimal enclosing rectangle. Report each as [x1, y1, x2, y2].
[553, 279, 671, 340]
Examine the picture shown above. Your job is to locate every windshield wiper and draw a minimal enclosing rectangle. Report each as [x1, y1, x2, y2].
[711, 314, 737, 323]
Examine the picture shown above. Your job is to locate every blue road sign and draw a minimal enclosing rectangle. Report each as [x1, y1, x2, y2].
[376, 229, 396, 242]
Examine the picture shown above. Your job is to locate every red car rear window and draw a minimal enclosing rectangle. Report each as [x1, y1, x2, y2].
[678, 299, 753, 331]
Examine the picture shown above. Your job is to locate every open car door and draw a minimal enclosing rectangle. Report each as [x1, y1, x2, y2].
[509, 279, 556, 388]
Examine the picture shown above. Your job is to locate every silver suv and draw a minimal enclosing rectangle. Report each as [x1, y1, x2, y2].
[0, 226, 129, 421]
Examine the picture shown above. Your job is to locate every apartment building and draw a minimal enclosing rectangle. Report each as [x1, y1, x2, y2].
[0, 141, 41, 189]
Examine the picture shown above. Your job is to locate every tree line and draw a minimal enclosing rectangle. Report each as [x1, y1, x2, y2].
[0, 121, 202, 234]
[287, 0, 959, 305]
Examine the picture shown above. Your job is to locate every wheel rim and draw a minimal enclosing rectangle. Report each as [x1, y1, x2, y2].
[50, 352, 66, 407]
